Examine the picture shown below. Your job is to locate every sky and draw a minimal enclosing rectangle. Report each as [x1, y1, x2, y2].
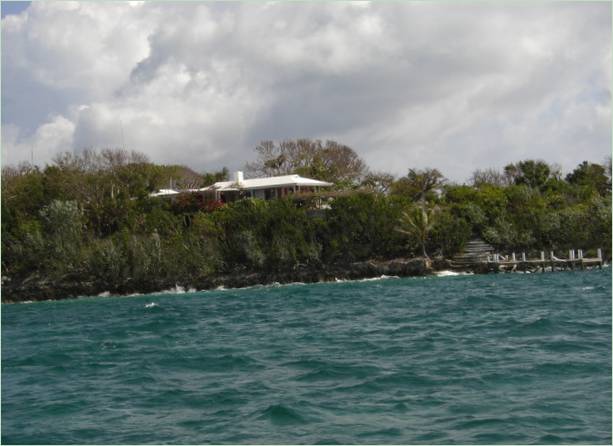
[1, 1, 29, 19]
[1, 1, 611, 182]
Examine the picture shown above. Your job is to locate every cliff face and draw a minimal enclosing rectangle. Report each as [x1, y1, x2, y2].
[2, 258, 434, 302]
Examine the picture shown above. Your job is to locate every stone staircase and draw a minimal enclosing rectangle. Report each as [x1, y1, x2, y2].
[452, 238, 495, 266]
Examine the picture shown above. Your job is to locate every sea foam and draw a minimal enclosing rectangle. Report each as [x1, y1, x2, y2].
[436, 270, 473, 277]
[160, 285, 197, 294]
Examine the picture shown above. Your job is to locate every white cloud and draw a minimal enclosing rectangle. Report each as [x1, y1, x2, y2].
[2, 116, 74, 166]
[1, 2, 610, 180]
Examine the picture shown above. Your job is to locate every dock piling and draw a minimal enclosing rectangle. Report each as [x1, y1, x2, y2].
[550, 251, 555, 272]
[597, 248, 603, 269]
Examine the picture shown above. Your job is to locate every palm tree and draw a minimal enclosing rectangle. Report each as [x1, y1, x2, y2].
[396, 204, 438, 258]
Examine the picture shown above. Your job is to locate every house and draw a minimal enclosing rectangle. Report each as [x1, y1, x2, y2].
[150, 171, 333, 204]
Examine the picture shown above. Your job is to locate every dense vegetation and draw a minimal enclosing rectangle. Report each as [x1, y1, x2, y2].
[2, 143, 611, 299]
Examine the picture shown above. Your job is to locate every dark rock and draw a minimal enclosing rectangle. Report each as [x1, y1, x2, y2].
[2, 257, 435, 303]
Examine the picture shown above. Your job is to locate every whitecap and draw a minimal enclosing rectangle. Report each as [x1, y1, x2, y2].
[159, 285, 198, 294]
[359, 275, 400, 282]
[436, 270, 474, 277]
[144, 302, 158, 308]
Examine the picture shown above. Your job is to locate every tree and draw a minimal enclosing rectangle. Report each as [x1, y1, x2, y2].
[245, 139, 367, 188]
[396, 204, 438, 258]
[52, 148, 149, 172]
[202, 167, 229, 187]
[245, 140, 309, 177]
[390, 168, 445, 202]
[321, 193, 408, 262]
[470, 168, 510, 187]
[428, 210, 471, 257]
[504, 160, 557, 190]
[360, 172, 395, 194]
[305, 141, 368, 187]
[39, 200, 86, 275]
[566, 161, 610, 196]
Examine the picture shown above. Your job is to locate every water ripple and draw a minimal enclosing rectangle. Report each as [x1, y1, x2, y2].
[2, 269, 611, 444]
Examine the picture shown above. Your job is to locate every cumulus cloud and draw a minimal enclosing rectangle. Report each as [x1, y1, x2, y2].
[2, 116, 74, 166]
[2, 1, 610, 180]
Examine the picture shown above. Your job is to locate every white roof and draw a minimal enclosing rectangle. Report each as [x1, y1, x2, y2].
[149, 174, 332, 198]
[201, 174, 333, 192]
[149, 188, 179, 197]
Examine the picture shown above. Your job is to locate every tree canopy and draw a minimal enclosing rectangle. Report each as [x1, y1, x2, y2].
[2, 149, 610, 301]
[389, 168, 445, 202]
[245, 139, 368, 188]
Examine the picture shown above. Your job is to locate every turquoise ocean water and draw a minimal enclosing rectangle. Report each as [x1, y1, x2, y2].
[2, 269, 611, 444]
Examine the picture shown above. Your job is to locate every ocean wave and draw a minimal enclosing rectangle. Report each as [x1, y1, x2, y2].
[506, 316, 557, 337]
[357, 427, 403, 438]
[159, 285, 197, 294]
[334, 275, 400, 283]
[263, 281, 307, 289]
[294, 363, 380, 382]
[359, 274, 400, 282]
[259, 404, 307, 425]
[436, 270, 473, 277]
[215, 281, 307, 292]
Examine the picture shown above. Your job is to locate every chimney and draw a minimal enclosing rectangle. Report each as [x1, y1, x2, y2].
[235, 171, 244, 185]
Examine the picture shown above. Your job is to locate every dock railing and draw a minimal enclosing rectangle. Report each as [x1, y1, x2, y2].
[482, 248, 604, 272]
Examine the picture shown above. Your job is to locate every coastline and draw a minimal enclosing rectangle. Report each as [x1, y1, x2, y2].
[2, 257, 437, 303]
[2, 256, 607, 303]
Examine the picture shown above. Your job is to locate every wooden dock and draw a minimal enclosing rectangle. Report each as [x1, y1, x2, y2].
[451, 240, 604, 272]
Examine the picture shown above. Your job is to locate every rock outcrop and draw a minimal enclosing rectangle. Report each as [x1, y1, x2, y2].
[2, 257, 434, 302]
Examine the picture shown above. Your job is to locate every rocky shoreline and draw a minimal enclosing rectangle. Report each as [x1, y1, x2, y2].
[2, 257, 455, 303]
